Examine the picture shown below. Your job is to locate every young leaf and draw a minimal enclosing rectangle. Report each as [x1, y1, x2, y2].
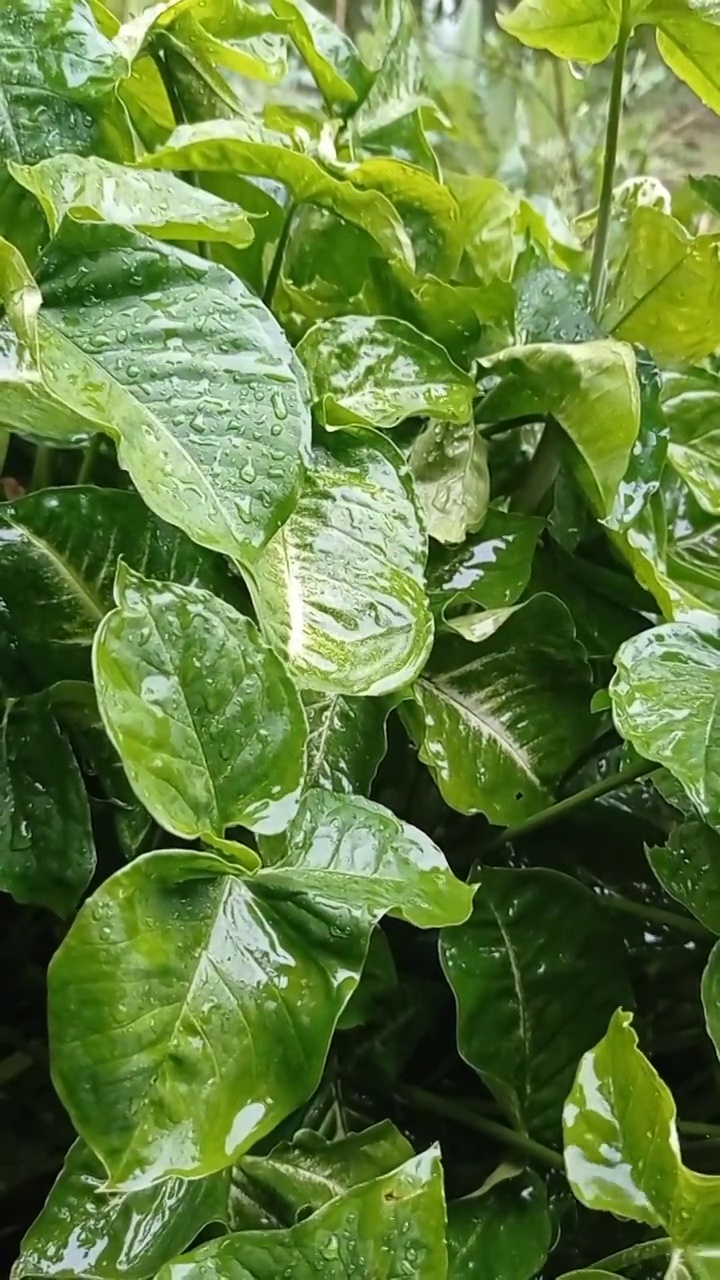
[403, 594, 595, 826]
[245, 434, 433, 697]
[426, 509, 545, 616]
[647, 821, 720, 934]
[0, 694, 95, 916]
[269, 0, 373, 105]
[441, 868, 631, 1143]
[498, 0, 626, 63]
[303, 692, 389, 795]
[351, 0, 438, 173]
[93, 566, 307, 841]
[297, 316, 475, 430]
[13, 1140, 230, 1280]
[447, 1169, 551, 1280]
[663, 367, 720, 516]
[611, 621, 720, 826]
[154, 1149, 448, 1279]
[409, 419, 490, 546]
[0, 487, 246, 688]
[9, 155, 254, 248]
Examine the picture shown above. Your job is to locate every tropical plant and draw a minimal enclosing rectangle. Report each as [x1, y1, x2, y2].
[5, 0, 720, 1276]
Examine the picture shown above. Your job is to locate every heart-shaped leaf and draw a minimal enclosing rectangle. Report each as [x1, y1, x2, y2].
[269, 0, 372, 104]
[426, 509, 544, 615]
[303, 692, 389, 795]
[410, 419, 489, 545]
[93, 566, 307, 843]
[447, 1170, 551, 1280]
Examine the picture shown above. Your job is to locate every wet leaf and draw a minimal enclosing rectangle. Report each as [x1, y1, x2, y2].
[663, 367, 720, 517]
[409, 419, 490, 546]
[426, 509, 544, 616]
[647, 821, 720, 934]
[303, 692, 389, 795]
[447, 1169, 551, 1280]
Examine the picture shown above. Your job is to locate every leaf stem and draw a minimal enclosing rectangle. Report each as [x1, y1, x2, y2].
[601, 893, 711, 941]
[477, 413, 545, 439]
[30, 444, 53, 491]
[487, 759, 655, 850]
[593, 1237, 672, 1272]
[76, 433, 104, 485]
[590, 2, 632, 311]
[263, 202, 296, 310]
[512, 419, 560, 514]
[397, 1084, 564, 1171]
[677, 1119, 720, 1138]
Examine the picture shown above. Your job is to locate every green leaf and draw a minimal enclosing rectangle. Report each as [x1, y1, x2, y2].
[426, 509, 544, 616]
[269, 0, 372, 105]
[663, 367, 720, 517]
[142, 119, 415, 266]
[441, 868, 631, 1142]
[606, 208, 720, 364]
[93, 566, 307, 842]
[498, 0, 625, 63]
[481, 341, 640, 517]
[516, 267, 600, 346]
[564, 1009, 720, 1267]
[702, 943, 720, 1064]
[403, 594, 595, 826]
[260, 788, 474, 928]
[610, 621, 720, 826]
[13, 1139, 230, 1280]
[648, 821, 720, 934]
[9, 154, 254, 248]
[0, 226, 312, 562]
[655, 9, 720, 116]
[240, 1121, 413, 1218]
[155, 1149, 448, 1279]
[447, 1169, 551, 1280]
[303, 692, 389, 795]
[409, 419, 490, 546]
[0, 486, 246, 688]
[351, 0, 438, 172]
[245, 434, 433, 697]
[297, 316, 475, 430]
[606, 350, 669, 533]
[0, 693, 94, 915]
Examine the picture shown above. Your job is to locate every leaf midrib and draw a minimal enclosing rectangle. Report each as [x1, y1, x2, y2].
[7, 515, 106, 625]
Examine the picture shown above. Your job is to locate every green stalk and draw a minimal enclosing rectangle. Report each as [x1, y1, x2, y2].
[30, 444, 53, 491]
[677, 1119, 720, 1139]
[602, 893, 711, 941]
[512, 419, 561, 514]
[398, 1085, 564, 1171]
[263, 203, 296, 310]
[487, 759, 655, 850]
[477, 413, 546, 439]
[76, 433, 104, 485]
[593, 1237, 672, 1272]
[590, 1, 632, 311]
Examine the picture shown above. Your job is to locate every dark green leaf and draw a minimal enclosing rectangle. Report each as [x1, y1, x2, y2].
[647, 821, 720, 934]
[94, 566, 307, 842]
[409, 419, 489, 546]
[426, 509, 544, 616]
[447, 1169, 551, 1280]
[516, 267, 600, 346]
[303, 692, 389, 795]
[441, 868, 631, 1141]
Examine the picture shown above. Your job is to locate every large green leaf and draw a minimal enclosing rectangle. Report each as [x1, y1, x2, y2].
[426, 509, 544, 616]
[93, 566, 307, 843]
[606, 208, 720, 364]
[563, 1010, 720, 1272]
[647, 821, 720, 934]
[0, 226, 311, 562]
[13, 1140, 230, 1280]
[351, 0, 438, 173]
[610, 621, 720, 825]
[244, 434, 433, 697]
[142, 119, 415, 266]
[403, 594, 595, 826]
[409, 419, 490, 546]
[155, 1149, 448, 1279]
[447, 1170, 551, 1280]
[296, 316, 475, 430]
[303, 692, 389, 795]
[498, 0, 626, 63]
[0, 486, 245, 688]
[269, 0, 372, 105]
[480, 341, 640, 517]
[663, 368, 720, 517]
[0, 693, 94, 915]
[9, 154, 254, 247]
[441, 868, 631, 1142]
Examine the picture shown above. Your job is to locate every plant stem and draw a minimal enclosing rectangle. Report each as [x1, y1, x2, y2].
[487, 760, 655, 850]
[30, 444, 53, 491]
[593, 1237, 672, 1272]
[551, 59, 584, 213]
[677, 1119, 720, 1139]
[512, 419, 560, 514]
[397, 1085, 564, 1171]
[602, 893, 711, 941]
[76, 433, 104, 485]
[477, 413, 545, 439]
[263, 203, 296, 309]
[590, 2, 632, 311]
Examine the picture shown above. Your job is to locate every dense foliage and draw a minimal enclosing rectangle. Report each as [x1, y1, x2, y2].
[5, 0, 720, 1276]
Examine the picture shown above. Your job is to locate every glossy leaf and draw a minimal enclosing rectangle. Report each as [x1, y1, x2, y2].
[648, 821, 720, 934]
[611, 621, 720, 825]
[403, 594, 595, 826]
[93, 566, 307, 841]
[297, 316, 474, 430]
[0, 693, 94, 915]
[426, 509, 544, 616]
[269, 0, 373, 105]
[13, 1140, 230, 1280]
[447, 1169, 551, 1280]
[606, 350, 669, 533]
[10, 154, 254, 247]
[0, 225, 312, 562]
[498, 0, 625, 63]
[564, 1010, 720, 1266]
[240, 1121, 413, 1218]
[142, 119, 414, 266]
[245, 434, 433, 697]
[664, 367, 720, 516]
[155, 1149, 448, 1279]
[303, 692, 389, 795]
[0, 486, 246, 687]
[409, 419, 490, 546]
[606, 208, 720, 364]
[441, 868, 631, 1142]
[351, 0, 437, 173]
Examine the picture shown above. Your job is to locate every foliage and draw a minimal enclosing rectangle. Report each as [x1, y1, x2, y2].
[4, 0, 720, 1277]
